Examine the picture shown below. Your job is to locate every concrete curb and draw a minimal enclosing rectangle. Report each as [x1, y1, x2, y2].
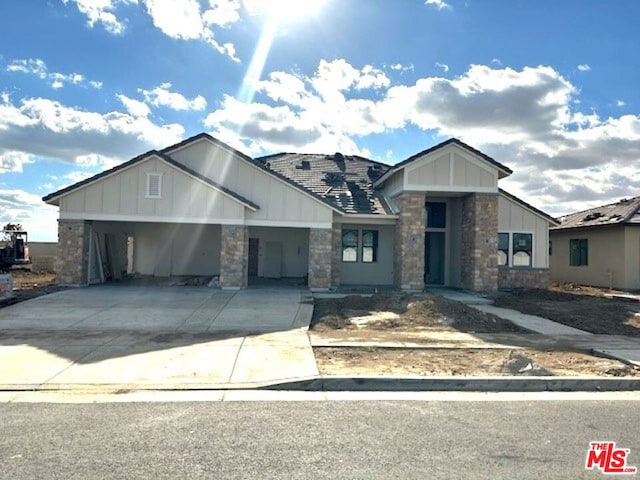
[2, 375, 639, 393]
[260, 376, 640, 392]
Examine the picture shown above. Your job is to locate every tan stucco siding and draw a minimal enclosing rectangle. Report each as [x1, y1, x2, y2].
[59, 157, 244, 223]
[169, 139, 333, 225]
[338, 223, 395, 285]
[498, 195, 549, 268]
[549, 227, 627, 289]
[624, 227, 640, 288]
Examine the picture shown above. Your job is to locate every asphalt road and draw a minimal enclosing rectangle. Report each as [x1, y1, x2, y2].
[1, 400, 638, 479]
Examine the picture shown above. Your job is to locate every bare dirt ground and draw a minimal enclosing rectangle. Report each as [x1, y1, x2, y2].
[311, 294, 527, 333]
[311, 293, 640, 377]
[0, 270, 64, 308]
[492, 284, 640, 337]
[315, 347, 640, 377]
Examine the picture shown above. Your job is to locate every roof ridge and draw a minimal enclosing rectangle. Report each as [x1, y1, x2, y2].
[558, 195, 640, 220]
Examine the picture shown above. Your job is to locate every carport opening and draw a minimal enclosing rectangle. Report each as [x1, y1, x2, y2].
[87, 222, 222, 286]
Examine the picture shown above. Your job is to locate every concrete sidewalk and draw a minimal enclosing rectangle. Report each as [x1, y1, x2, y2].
[0, 286, 319, 390]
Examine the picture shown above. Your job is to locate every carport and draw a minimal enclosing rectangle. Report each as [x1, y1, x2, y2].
[88, 221, 222, 282]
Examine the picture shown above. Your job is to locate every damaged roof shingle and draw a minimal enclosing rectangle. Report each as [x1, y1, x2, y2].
[256, 153, 393, 215]
[553, 196, 640, 230]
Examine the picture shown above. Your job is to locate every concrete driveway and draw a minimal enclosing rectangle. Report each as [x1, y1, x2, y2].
[0, 286, 318, 389]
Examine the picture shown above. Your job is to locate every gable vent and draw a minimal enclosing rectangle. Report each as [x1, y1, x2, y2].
[146, 173, 162, 198]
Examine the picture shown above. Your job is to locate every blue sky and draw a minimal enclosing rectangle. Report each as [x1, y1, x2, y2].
[1, 0, 639, 240]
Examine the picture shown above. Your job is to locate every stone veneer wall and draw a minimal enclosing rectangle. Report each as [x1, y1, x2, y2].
[394, 193, 426, 291]
[498, 267, 550, 289]
[57, 220, 90, 286]
[220, 225, 248, 289]
[309, 228, 333, 290]
[460, 193, 498, 291]
[330, 223, 341, 287]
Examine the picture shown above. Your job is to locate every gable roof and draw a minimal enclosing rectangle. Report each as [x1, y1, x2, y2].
[499, 189, 559, 226]
[162, 133, 346, 214]
[42, 150, 259, 211]
[374, 138, 513, 187]
[552, 196, 640, 231]
[256, 153, 394, 215]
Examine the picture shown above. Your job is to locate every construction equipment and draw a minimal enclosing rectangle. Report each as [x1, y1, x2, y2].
[0, 224, 31, 273]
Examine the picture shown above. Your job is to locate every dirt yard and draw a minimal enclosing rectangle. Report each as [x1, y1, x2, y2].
[311, 294, 527, 333]
[0, 270, 63, 307]
[311, 293, 640, 377]
[493, 286, 640, 337]
[315, 347, 639, 377]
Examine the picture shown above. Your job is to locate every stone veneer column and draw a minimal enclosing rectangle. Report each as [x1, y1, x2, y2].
[394, 193, 426, 291]
[220, 225, 248, 289]
[57, 219, 90, 286]
[308, 228, 332, 290]
[330, 223, 341, 287]
[460, 193, 498, 291]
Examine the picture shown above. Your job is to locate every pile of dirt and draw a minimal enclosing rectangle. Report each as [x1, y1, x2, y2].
[314, 347, 640, 377]
[493, 288, 640, 337]
[0, 270, 64, 308]
[311, 294, 527, 334]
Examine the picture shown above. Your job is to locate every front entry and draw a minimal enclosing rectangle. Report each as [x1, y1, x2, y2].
[425, 232, 445, 285]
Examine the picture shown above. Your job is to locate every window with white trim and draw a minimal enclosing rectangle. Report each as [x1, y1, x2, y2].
[146, 173, 162, 198]
[498, 233, 509, 266]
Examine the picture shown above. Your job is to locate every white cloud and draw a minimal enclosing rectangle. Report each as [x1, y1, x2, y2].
[616, 100, 626, 107]
[0, 189, 58, 242]
[5, 58, 100, 90]
[142, 0, 240, 61]
[389, 63, 414, 72]
[139, 82, 207, 111]
[577, 64, 591, 72]
[205, 58, 640, 215]
[491, 58, 502, 66]
[0, 95, 184, 169]
[63, 0, 136, 35]
[117, 93, 151, 117]
[435, 62, 449, 73]
[425, 0, 450, 10]
[0, 151, 32, 173]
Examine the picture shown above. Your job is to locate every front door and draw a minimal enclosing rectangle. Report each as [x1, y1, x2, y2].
[425, 232, 445, 285]
[248, 238, 259, 276]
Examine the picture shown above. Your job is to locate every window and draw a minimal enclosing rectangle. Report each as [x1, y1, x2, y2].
[512, 233, 532, 267]
[342, 229, 358, 262]
[570, 239, 588, 266]
[146, 173, 162, 198]
[362, 230, 378, 263]
[498, 233, 509, 266]
[425, 202, 446, 228]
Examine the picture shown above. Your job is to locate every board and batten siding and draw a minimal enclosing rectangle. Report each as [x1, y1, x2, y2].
[59, 156, 244, 223]
[403, 146, 498, 193]
[498, 194, 549, 268]
[169, 139, 333, 226]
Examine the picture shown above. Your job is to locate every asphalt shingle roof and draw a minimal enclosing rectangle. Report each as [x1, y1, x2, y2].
[553, 196, 640, 230]
[257, 153, 393, 215]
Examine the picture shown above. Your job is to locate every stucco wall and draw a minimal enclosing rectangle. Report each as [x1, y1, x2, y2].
[132, 223, 221, 277]
[338, 223, 395, 285]
[247, 226, 309, 278]
[549, 227, 627, 289]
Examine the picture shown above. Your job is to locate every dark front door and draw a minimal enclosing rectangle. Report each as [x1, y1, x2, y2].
[248, 238, 259, 276]
[425, 232, 445, 285]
